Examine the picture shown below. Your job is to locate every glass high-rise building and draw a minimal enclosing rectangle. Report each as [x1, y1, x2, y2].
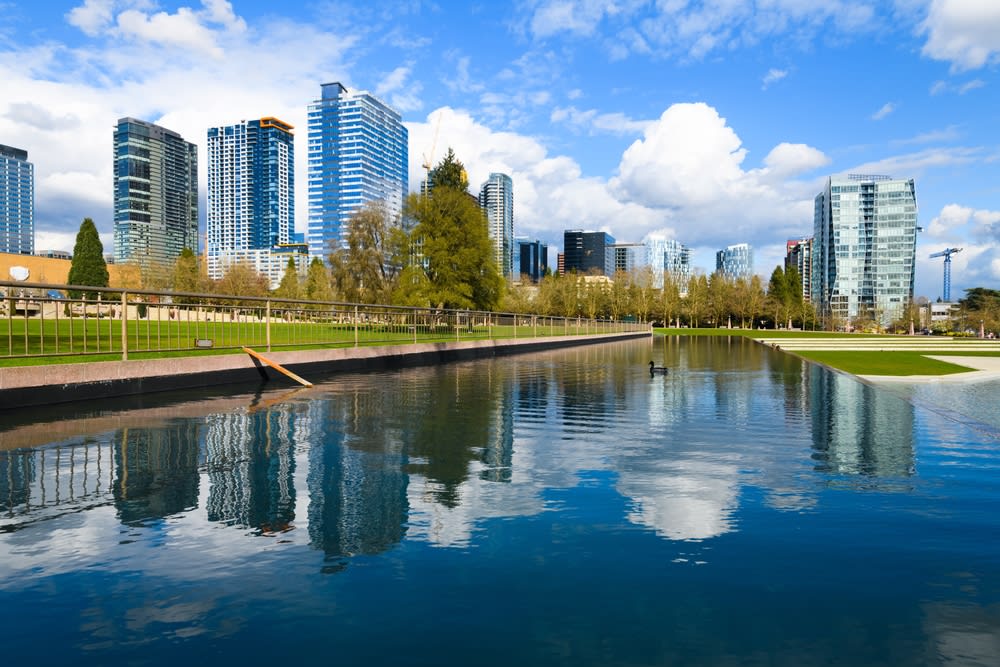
[785, 237, 813, 302]
[564, 230, 615, 276]
[0, 144, 34, 255]
[206, 117, 297, 286]
[716, 243, 753, 280]
[515, 237, 548, 283]
[479, 173, 514, 278]
[813, 174, 917, 327]
[307, 82, 408, 259]
[644, 236, 691, 288]
[612, 242, 645, 275]
[113, 118, 198, 267]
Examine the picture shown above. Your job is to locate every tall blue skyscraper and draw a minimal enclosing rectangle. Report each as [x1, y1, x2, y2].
[206, 117, 298, 286]
[307, 82, 408, 258]
[0, 144, 34, 255]
[479, 173, 514, 278]
[113, 118, 198, 267]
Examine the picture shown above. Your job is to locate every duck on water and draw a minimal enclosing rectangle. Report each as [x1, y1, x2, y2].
[649, 361, 668, 375]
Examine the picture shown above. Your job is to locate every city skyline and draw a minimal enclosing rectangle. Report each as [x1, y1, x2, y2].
[0, 1, 997, 301]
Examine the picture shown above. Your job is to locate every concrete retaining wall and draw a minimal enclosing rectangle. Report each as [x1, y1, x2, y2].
[0, 332, 649, 409]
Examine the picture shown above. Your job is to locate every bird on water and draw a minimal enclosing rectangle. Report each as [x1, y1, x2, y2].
[649, 361, 668, 375]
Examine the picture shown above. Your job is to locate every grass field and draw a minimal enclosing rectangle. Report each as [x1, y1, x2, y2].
[652, 327, 1000, 376]
[0, 314, 621, 367]
[653, 327, 892, 339]
[792, 351, 977, 376]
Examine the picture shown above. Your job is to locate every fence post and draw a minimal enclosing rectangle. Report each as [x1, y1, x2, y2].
[266, 299, 272, 352]
[354, 305, 359, 347]
[121, 290, 128, 360]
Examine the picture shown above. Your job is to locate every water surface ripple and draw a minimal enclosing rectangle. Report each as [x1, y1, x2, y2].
[2, 336, 999, 666]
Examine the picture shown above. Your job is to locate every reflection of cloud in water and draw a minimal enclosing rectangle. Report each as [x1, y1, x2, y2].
[618, 459, 740, 541]
[406, 437, 549, 548]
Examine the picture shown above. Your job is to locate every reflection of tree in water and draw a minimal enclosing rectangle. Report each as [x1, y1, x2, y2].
[401, 365, 499, 507]
[114, 424, 201, 526]
[810, 370, 915, 478]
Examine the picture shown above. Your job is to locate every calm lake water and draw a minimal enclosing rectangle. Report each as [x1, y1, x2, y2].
[2, 336, 999, 666]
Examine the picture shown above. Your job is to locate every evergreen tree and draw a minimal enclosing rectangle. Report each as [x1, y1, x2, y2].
[274, 256, 301, 300]
[767, 266, 787, 327]
[304, 257, 334, 306]
[67, 217, 109, 298]
[427, 148, 468, 191]
[403, 151, 503, 310]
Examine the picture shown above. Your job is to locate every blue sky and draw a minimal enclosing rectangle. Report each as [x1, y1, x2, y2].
[1, 0, 998, 299]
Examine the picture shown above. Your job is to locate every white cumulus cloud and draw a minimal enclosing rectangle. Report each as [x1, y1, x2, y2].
[919, 0, 1000, 71]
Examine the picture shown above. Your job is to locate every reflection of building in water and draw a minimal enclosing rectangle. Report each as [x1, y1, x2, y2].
[114, 424, 201, 525]
[1, 437, 117, 531]
[480, 369, 515, 483]
[204, 409, 297, 533]
[810, 371, 914, 477]
[305, 397, 407, 559]
[558, 347, 617, 434]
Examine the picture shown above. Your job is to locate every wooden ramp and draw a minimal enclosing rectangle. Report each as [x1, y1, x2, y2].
[242, 347, 313, 387]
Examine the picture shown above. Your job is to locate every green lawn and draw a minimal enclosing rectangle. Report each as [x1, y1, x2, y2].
[0, 315, 619, 367]
[652, 328, 1000, 376]
[652, 327, 888, 338]
[793, 351, 977, 376]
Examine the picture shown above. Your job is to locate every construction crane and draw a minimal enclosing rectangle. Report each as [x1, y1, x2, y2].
[421, 112, 442, 175]
[929, 247, 962, 302]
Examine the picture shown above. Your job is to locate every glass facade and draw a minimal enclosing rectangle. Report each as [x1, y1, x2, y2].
[563, 230, 615, 276]
[716, 243, 753, 280]
[479, 173, 514, 278]
[612, 243, 645, 275]
[0, 144, 34, 255]
[515, 237, 548, 283]
[113, 119, 198, 267]
[206, 117, 296, 286]
[307, 82, 408, 258]
[785, 237, 813, 302]
[812, 175, 917, 326]
[645, 236, 691, 288]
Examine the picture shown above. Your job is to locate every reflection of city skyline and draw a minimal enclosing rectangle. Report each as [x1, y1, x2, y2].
[2, 338, 918, 555]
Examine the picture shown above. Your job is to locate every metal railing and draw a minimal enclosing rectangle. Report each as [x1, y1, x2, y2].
[1, 280, 648, 362]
